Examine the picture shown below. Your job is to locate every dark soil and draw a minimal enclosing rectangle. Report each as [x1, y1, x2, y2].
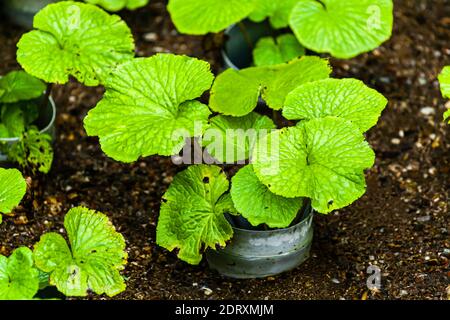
[0, 0, 449, 300]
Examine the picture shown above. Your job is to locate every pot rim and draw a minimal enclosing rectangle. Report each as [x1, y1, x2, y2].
[231, 206, 314, 235]
[221, 23, 240, 70]
[0, 95, 56, 143]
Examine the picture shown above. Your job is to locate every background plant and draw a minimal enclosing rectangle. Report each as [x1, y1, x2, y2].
[0, 207, 128, 299]
[438, 66, 450, 122]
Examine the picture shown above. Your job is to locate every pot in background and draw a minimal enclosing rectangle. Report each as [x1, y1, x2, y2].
[206, 206, 314, 279]
[0, 96, 56, 162]
[222, 20, 273, 70]
[3, 0, 61, 29]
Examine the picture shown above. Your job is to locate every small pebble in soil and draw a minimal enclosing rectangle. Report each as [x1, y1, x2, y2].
[420, 107, 435, 115]
[331, 278, 340, 284]
[417, 216, 431, 223]
[201, 287, 213, 296]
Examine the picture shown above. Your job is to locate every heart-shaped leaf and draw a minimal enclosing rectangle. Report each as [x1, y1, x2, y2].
[156, 165, 236, 265]
[0, 247, 39, 300]
[253, 34, 305, 67]
[203, 112, 275, 163]
[0, 71, 45, 103]
[168, 0, 256, 35]
[283, 78, 387, 132]
[210, 56, 331, 116]
[249, 0, 299, 29]
[231, 165, 303, 228]
[84, 54, 214, 162]
[33, 206, 128, 297]
[290, 0, 394, 58]
[252, 117, 375, 213]
[17, 1, 135, 86]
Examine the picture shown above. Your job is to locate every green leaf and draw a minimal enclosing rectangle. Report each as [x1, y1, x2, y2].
[17, 2, 135, 86]
[290, 0, 394, 59]
[439, 67, 450, 123]
[7, 127, 54, 174]
[167, 0, 256, 35]
[0, 168, 26, 216]
[84, 54, 214, 162]
[0, 71, 45, 103]
[439, 66, 450, 99]
[1, 103, 26, 137]
[252, 117, 375, 213]
[0, 247, 39, 300]
[83, 0, 149, 11]
[253, 34, 305, 67]
[33, 206, 127, 297]
[248, 0, 299, 29]
[203, 112, 275, 163]
[0, 124, 8, 138]
[156, 165, 234, 265]
[210, 56, 331, 116]
[126, 0, 149, 10]
[283, 78, 387, 132]
[231, 165, 303, 228]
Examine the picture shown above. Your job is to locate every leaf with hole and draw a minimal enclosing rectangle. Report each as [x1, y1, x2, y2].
[252, 117, 375, 213]
[33, 206, 128, 297]
[156, 165, 236, 265]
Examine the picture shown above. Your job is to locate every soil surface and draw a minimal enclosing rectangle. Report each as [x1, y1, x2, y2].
[0, 0, 449, 300]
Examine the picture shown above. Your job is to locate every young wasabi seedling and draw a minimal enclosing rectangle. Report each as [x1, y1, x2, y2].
[0, 207, 128, 299]
[168, 0, 393, 60]
[84, 0, 149, 11]
[0, 168, 27, 224]
[0, 247, 39, 300]
[33, 206, 128, 297]
[17, 1, 135, 87]
[0, 70, 53, 173]
[438, 66, 450, 122]
[253, 34, 305, 67]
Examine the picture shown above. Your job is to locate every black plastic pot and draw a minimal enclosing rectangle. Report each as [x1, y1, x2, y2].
[222, 20, 273, 70]
[0, 97, 56, 162]
[3, 0, 61, 29]
[206, 207, 314, 279]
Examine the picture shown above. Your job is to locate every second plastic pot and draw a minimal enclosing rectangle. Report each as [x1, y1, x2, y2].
[222, 20, 273, 70]
[206, 206, 314, 279]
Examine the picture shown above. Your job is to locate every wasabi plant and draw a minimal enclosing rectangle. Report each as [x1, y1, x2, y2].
[84, 0, 149, 11]
[253, 34, 305, 67]
[17, 1, 135, 87]
[0, 207, 128, 299]
[439, 66, 450, 122]
[0, 71, 53, 173]
[84, 52, 387, 265]
[0, 168, 27, 224]
[168, 0, 393, 61]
